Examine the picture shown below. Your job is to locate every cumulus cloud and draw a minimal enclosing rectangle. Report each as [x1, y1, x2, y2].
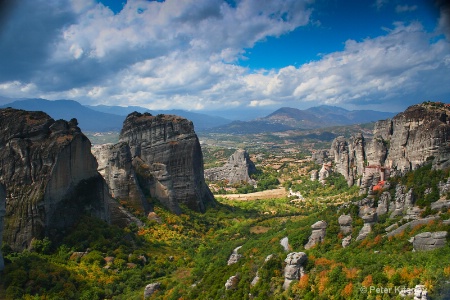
[0, 0, 449, 113]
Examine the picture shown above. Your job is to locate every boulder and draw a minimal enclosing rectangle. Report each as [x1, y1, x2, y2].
[305, 221, 327, 250]
[227, 246, 243, 265]
[283, 252, 307, 290]
[338, 214, 352, 235]
[280, 237, 290, 252]
[342, 235, 352, 248]
[412, 231, 448, 251]
[225, 274, 239, 290]
[144, 282, 161, 298]
[204, 149, 256, 185]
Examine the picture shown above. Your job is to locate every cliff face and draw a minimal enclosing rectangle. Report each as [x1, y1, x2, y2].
[204, 149, 257, 184]
[92, 142, 151, 215]
[98, 112, 214, 214]
[0, 183, 5, 270]
[331, 102, 450, 186]
[0, 108, 115, 251]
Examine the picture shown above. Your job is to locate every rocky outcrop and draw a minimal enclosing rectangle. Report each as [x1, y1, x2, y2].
[0, 183, 5, 271]
[330, 134, 366, 186]
[356, 213, 377, 241]
[225, 274, 239, 290]
[144, 282, 161, 298]
[342, 235, 352, 248]
[305, 220, 327, 249]
[92, 142, 151, 215]
[338, 214, 352, 235]
[331, 102, 450, 188]
[0, 108, 122, 251]
[412, 231, 448, 251]
[113, 112, 214, 214]
[283, 252, 307, 290]
[386, 216, 440, 237]
[227, 246, 243, 265]
[312, 149, 329, 164]
[280, 237, 290, 252]
[204, 149, 256, 185]
[390, 185, 415, 218]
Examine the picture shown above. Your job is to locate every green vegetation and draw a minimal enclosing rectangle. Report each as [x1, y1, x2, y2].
[2, 163, 450, 299]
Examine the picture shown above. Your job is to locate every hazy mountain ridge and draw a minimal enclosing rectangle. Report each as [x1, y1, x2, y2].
[1, 99, 232, 132]
[207, 105, 396, 134]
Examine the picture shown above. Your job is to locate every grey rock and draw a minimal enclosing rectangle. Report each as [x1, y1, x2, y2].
[204, 149, 256, 185]
[0, 183, 5, 271]
[312, 149, 329, 165]
[144, 282, 161, 298]
[413, 231, 448, 251]
[310, 169, 319, 181]
[356, 223, 372, 241]
[338, 215, 352, 235]
[319, 163, 332, 183]
[431, 199, 450, 211]
[439, 178, 450, 198]
[119, 112, 215, 214]
[386, 217, 440, 237]
[283, 252, 307, 290]
[92, 142, 151, 218]
[280, 237, 290, 252]
[376, 191, 391, 216]
[342, 235, 352, 248]
[227, 246, 243, 265]
[225, 274, 239, 290]
[305, 221, 327, 249]
[0, 108, 120, 251]
[331, 103, 450, 189]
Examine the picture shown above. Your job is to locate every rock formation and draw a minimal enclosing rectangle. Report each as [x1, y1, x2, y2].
[283, 252, 307, 290]
[0, 183, 5, 271]
[412, 231, 447, 251]
[92, 142, 151, 215]
[280, 237, 290, 252]
[330, 102, 450, 187]
[305, 220, 327, 249]
[144, 282, 161, 298]
[338, 215, 352, 235]
[204, 149, 256, 185]
[225, 274, 239, 290]
[356, 213, 377, 241]
[227, 245, 243, 265]
[0, 108, 124, 251]
[94, 112, 215, 215]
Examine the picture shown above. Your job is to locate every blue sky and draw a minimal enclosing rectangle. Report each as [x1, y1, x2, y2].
[0, 0, 449, 114]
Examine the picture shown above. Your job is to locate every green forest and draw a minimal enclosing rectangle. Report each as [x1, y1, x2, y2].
[1, 164, 450, 299]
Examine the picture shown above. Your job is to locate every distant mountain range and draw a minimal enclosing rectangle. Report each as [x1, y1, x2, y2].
[1, 99, 231, 132]
[209, 105, 397, 134]
[1, 98, 397, 134]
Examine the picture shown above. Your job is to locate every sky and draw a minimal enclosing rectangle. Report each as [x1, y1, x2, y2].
[0, 0, 449, 115]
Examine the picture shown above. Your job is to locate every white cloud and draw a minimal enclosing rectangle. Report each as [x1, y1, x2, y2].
[0, 0, 448, 113]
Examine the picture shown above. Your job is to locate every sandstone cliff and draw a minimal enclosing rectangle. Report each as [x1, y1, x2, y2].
[0, 108, 126, 251]
[96, 112, 214, 215]
[331, 102, 450, 187]
[204, 149, 256, 185]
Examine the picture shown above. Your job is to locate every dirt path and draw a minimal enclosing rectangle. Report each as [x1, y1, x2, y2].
[219, 187, 287, 201]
